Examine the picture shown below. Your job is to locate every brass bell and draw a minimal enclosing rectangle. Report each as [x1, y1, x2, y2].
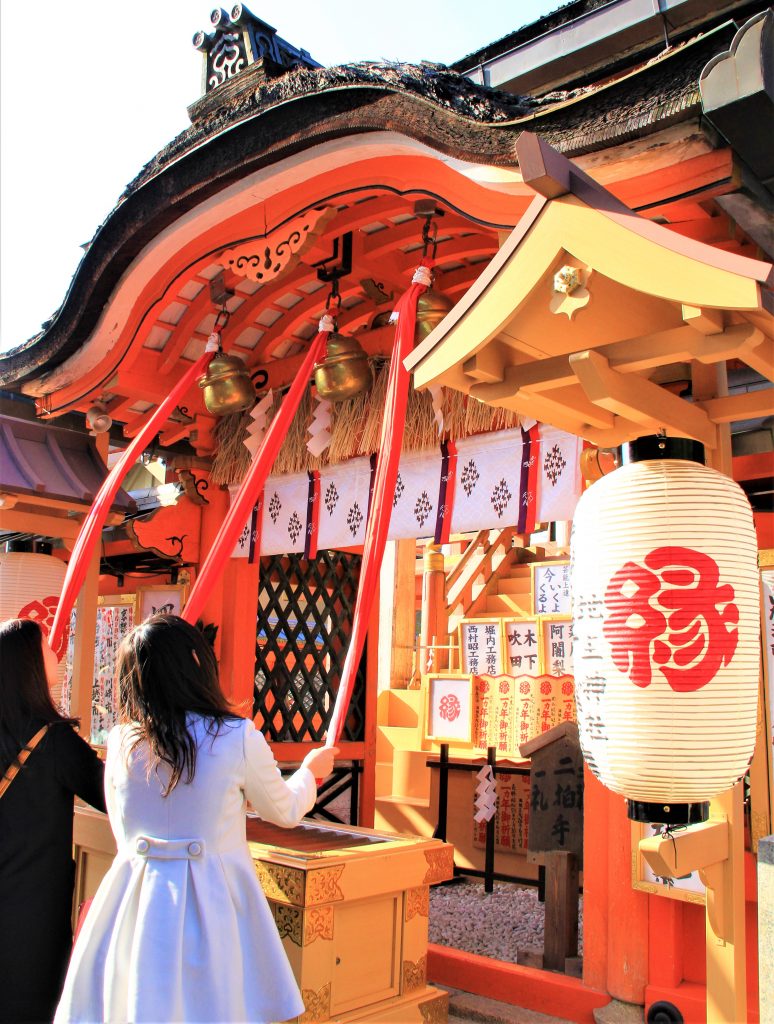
[415, 288, 454, 342]
[198, 352, 256, 416]
[314, 332, 372, 402]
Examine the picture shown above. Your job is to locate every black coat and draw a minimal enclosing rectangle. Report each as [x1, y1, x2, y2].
[0, 720, 106, 1024]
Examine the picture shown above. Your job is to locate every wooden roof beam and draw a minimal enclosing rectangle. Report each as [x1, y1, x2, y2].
[570, 349, 718, 449]
[697, 388, 774, 423]
[468, 324, 769, 401]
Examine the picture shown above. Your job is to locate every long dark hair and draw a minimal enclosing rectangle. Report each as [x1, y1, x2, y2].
[116, 614, 236, 794]
[0, 618, 77, 747]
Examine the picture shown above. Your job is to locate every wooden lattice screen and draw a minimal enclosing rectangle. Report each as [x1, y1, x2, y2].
[253, 550, 366, 743]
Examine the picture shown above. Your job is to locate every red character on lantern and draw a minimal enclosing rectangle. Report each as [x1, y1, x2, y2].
[603, 545, 738, 692]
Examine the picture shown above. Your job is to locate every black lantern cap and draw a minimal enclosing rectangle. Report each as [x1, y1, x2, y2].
[622, 435, 705, 465]
[627, 800, 709, 826]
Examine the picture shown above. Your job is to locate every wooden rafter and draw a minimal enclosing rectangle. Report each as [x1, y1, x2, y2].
[570, 349, 717, 448]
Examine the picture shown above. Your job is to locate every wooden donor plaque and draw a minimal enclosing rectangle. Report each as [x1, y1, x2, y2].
[519, 720, 584, 866]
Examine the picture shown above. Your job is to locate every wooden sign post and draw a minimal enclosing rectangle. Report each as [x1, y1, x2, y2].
[519, 720, 584, 973]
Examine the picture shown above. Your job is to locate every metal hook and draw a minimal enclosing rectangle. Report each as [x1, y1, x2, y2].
[213, 305, 231, 333]
[325, 277, 342, 319]
[421, 217, 438, 261]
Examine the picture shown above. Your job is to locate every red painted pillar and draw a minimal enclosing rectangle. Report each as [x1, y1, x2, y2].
[583, 770, 650, 1004]
[219, 556, 260, 716]
[648, 897, 684, 990]
[606, 791, 649, 1004]
[583, 768, 610, 992]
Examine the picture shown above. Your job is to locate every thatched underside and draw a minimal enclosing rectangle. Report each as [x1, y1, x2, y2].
[211, 361, 519, 485]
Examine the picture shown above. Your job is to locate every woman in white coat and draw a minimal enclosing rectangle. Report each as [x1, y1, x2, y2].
[56, 614, 337, 1024]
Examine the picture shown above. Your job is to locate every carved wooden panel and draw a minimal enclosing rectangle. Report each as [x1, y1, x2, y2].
[221, 208, 335, 284]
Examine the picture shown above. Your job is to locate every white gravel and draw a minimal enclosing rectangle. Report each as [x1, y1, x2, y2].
[429, 879, 584, 964]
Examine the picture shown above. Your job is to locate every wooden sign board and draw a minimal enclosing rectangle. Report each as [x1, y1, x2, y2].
[540, 615, 574, 677]
[136, 583, 187, 622]
[472, 673, 576, 756]
[502, 617, 541, 677]
[472, 772, 531, 852]
[520, 721, 584, 865]
[424, 673, 474, 745]
[473, 674, 517, 755]
[459, 619, 504, 676]
[531, 561, 571, 616]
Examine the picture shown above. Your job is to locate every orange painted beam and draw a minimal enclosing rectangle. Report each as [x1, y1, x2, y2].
[645, 981, 707, 1024]
[755, 512, 774, 549]
[427, 945, 610, 1024]
[734, 452, 774, 482]
[609, 149, 734, 212]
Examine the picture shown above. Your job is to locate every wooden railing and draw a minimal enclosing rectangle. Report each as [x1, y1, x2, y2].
[446, 527, 522, 628]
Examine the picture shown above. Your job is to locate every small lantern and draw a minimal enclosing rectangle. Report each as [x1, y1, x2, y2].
[313, 332, 371, 402]
[415, 288, 454, 342]
[0, 547, 67, 704]
[198, 352, 255, 416]
[571, 436, 759, 826]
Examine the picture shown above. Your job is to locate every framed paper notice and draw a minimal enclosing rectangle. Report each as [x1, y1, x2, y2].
[91, 594, 137, 744]
[502, 617, 540, 677]
[540, 615, 574, 676]
[459, 619, 503, 676]
[424, 674, 474, 744]
[631, 822, 706, 904]
[136, 584, 187, 622]
[531, 561, 571, 616]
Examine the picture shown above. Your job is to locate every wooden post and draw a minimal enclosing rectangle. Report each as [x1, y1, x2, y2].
[705, 784, 747, 1023]
[693, 361, 747, 1021]
[359, 575, 380, 827]
[543, 851, 579, 971]
[378, 539, 416, 690]
[420, 543, 447, 673]
[433, 743, 449, 842]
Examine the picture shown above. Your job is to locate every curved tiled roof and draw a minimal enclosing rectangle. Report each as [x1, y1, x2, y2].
[0, 24, 737, 391]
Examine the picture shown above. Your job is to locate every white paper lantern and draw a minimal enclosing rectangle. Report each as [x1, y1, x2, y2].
[571, 439, 759, 824]
[0, 550, 67, 705]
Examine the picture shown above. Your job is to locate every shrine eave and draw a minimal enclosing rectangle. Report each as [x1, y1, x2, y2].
[0, 26, 731, 392]
[405, 133, 774, 449]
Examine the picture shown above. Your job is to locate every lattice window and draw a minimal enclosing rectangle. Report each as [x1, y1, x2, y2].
[253, 550, 365, 742]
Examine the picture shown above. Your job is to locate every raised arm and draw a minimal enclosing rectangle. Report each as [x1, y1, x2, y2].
[242, 719, 336, 827]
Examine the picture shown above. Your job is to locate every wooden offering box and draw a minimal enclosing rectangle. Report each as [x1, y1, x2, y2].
[73, 806, 453, 1023]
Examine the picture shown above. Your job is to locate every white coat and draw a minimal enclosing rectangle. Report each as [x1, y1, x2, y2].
[55, 715, 317, 1024]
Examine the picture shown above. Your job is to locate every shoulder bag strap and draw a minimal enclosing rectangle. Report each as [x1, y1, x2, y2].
[0, 724, 50, 800]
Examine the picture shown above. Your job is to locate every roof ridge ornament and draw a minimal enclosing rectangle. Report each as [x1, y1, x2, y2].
[192, 4, 319, 96]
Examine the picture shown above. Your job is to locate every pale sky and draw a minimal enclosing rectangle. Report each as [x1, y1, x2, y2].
[0, 0, 558, 353]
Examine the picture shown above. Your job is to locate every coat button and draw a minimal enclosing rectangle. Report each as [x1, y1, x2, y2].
[188, 841, 202, 857]
[136, 838, 149, 854]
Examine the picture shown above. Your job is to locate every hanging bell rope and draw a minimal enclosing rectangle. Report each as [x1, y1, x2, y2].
[326, 251, 435, 745]
[49, 339, 219, 658]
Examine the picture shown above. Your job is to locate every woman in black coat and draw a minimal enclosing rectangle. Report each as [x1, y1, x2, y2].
[0, 618, 106, 1024]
